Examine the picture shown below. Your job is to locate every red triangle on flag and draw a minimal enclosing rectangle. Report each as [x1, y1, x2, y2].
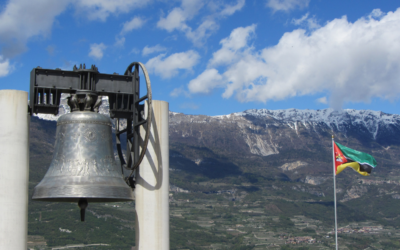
[334, 142, 348, 173]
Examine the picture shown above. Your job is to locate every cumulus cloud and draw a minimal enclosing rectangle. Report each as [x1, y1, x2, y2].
[316, 97, 328, 104]
[130, 48, 140, 54]
[188, 69, 223, 94]
[120, 16, 145, 34]
[170, 86, 191, 97]
[114, 36, 125, 47]
[145, 50, 200, 79]
[0, 0, 69, 57]
[88, 43, 107, 60]
[220, 0, 246, 16]
[157, 0, 203, 32]
[185, 19, 219, 46]
[157, 0, 245, 46]
[291, 13, 320, 30]
[142, 45, 167, 56]
[266, 0, 310, 12]
[0, 0, 150, 59]
[208, 24, 256, 67]
[0, 56, 13, 77]
[188, 9, 400, 108]
[370, 9, 385, 19]
[74, 0, 150, 21]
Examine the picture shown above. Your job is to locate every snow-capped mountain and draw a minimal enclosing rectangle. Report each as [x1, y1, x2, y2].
[36, 94, 399, 142]
[34, 94, 400, 160]
[33, 94, 110, 121]
[31, 98, 400, 194]
[167, 107, 400, 190]
[169, 108, 400, 162]
[232, 108, 400, 140]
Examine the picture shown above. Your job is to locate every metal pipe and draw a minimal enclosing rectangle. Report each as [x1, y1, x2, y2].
[332, 135, 338, 250]
[0, 90, 29, 250]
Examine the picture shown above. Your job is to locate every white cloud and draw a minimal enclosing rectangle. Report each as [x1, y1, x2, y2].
[114, 36, 125, 47]
[292, 13, 309, 25]
[130, 48, 140, 54]
[120, 16, 145, 35]
[74, 0, 150, 21]
[157, 0, 245, 46]
[142, 45, 167, 56]
[157, 0, 203, 32]
[145, 50, 200, 79]
[220, 0, 246, 16]
[0, 0, 69, 57]
[208, 24, 256, 67]
[188, 8, 400, 109]
[0, 56, 13, 77]
[185, 19, 219, 46]
[306, 18, 320, 30]
[188, 69, 223, 94]
[292, 13, 320, 30]
[0, 0, 150, 59]
[370, 9, 385, 19]
[266, 0, 310, 12]
[170, 86, 191, 97]
[316, 96, 328, 104]
[88, 43, 107, 60]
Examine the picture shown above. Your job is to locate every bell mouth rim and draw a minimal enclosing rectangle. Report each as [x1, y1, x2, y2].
[32, 184, 135, 202]
[31, 197, 134, 202]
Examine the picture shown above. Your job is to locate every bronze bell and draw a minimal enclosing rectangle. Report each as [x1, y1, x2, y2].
[32, 92, 134, 221]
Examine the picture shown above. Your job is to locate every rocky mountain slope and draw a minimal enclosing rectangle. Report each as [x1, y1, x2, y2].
[29, 99, 400, 248]
[169, 108, 400, 182]
[171, 108, 400, 154]
[34, 97, 400, 195]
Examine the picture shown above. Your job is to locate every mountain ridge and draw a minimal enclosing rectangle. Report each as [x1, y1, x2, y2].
[28, 100, 400, 249]
[35, 99, 400, 161]
[175, 108, 400, 141]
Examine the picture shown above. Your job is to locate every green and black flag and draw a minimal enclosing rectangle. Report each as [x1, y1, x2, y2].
[334, 142, 377, 176]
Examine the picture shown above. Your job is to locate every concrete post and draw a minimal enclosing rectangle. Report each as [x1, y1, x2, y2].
[0, 90, 29, 250]
[135, 100, 169, 250]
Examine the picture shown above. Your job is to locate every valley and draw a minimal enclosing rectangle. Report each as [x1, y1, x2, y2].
[28, 105, 400, 249]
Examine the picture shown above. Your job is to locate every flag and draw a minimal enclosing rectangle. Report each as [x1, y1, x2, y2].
[334, 142, 377, 176]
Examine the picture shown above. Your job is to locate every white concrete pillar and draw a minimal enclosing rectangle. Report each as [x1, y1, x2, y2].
[0, 90, 29, 250]
[135, 100, 169, 250]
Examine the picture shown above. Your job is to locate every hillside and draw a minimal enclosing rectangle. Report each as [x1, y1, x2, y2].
[28, 106, 400, 249]
[169, 108, 400, 183]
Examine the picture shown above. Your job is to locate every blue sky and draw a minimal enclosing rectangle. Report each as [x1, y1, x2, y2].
[0, 0, 400, 116]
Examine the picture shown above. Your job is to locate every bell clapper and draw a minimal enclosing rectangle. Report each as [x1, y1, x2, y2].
[125, 176, 136, 188]
[78, 198, 88, 222]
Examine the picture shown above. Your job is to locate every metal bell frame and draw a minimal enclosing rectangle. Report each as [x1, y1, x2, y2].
[29, 62, 152, 221]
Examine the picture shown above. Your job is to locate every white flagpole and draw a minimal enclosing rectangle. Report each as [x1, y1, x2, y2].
[332, 135, 338, 250]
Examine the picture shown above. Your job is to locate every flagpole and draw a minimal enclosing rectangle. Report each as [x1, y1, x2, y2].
[332, 135, 338, 250]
